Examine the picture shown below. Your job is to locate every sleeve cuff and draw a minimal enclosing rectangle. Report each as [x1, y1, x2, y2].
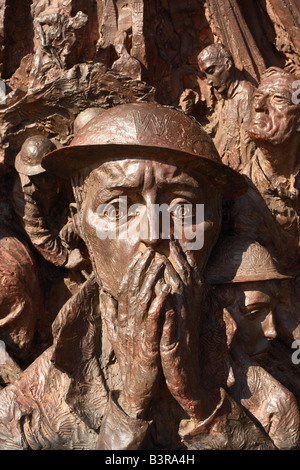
[179, 388, 276, 450]
[97, 392, 152, 450]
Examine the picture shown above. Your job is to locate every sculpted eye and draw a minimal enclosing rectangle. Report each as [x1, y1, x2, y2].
[243, 307, 269, 319]
[169, 200, 194, 220]
[271, 94, 290, 105]
[103, 203, 125, 221]
[206, 66, 215, 74]
[173, 205, 191, 219]
[98, 198, 128, 222]
[253, 93, 264, 102]
[98, 198, 144, 223]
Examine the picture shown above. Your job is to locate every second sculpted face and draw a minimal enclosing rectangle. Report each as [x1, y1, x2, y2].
[80, 159, 222, 297]
[198, 53, 233, 96]
[249, 74, 300, 146]
[225, 281, 278, 358]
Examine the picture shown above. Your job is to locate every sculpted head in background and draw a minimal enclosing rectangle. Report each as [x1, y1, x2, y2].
[249, 67, 300, 151]
[15, 135, 56, 175]
[73, 107, 105, 135]
[205, 237, 290, 358]
[42, 102, 248, 297]
[197, 43, 234, 97]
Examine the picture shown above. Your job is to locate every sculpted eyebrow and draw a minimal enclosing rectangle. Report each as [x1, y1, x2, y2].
[245, 302, 269, 309]
[161, 179, 199, 189]
[96, 185, 142, 204]
[241, 302, 269, 314]
[94, 175, 199, 205]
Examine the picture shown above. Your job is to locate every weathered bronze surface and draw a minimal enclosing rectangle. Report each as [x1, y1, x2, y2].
[0, 0, 299, 451]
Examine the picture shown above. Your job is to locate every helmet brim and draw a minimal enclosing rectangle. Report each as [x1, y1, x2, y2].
[204, 236, 293, 284]
[205, 271, 293, 284]
[41, 143, 248, 199]
[15, 152, 46, 176]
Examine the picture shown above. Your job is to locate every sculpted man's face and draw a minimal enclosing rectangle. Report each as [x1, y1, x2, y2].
[80, 159, 222, 297]
[249, 74, 300, 146]
[224, 281, 278, 358]
[198, 49, 233, 96]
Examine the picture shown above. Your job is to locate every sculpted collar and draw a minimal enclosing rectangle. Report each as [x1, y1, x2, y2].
[254, 151, 300, 201]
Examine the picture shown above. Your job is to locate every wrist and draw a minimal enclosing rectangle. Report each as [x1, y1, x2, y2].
[189, 389, 221, 422]
[98, 392, 152, 450]
[118, 392, 148, 420]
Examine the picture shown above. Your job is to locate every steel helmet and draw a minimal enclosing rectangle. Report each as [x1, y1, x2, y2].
[205, 236, 292, 284]
[42, 102, 248, 198]
[73, 107, 106, 135]
[15, 135, 56, 176]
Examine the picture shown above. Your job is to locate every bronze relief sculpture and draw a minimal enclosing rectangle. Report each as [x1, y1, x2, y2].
[0, 0, 300, 452]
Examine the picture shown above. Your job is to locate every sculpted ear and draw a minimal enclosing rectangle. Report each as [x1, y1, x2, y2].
[223, 308, 237, 347]
[225, 57, 233, 71]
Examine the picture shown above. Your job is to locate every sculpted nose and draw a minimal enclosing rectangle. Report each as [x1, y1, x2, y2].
[254, 95, 269, 112]
[139, 197, 161, 247]
[262, 312, 277, 340]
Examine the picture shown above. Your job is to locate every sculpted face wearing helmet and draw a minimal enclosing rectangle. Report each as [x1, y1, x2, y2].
[205, 236, 291, 358]
[41, 102, 251, 434]
[42, 102, 248, 296]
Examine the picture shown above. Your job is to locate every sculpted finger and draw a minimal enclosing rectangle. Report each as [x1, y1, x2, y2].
[184, 249, 202, 283]
[130, 248, 155, 295]
[100, 290, 118, 343]
[118, 249, 155, 325]
[145, 282, 171, 345]
[117, 251, 143, 324]
[160, 296, 178, 352]
[118, 251, 143, 296]
[139, 257, 165, 308]
[169, 238, 191, 285]
[164, 258, 183, 294]
[164, 259, 190, 323]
